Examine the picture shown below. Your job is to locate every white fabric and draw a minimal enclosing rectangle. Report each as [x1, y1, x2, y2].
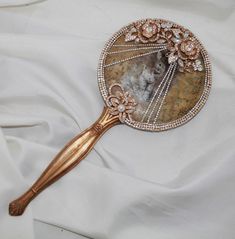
[0, 0, 235, 238]
[0, 0, 44, 7]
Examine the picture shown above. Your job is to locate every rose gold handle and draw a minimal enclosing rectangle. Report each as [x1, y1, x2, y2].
[9, 107, 120, 216]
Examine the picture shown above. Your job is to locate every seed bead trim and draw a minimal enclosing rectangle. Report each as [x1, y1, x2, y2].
[104, 47, 167, 68]
[97, 18, 212, 132]
[107, 45, 166, 55]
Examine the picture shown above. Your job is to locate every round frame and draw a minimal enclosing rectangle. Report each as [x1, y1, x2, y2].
[97, 19, 212, 132]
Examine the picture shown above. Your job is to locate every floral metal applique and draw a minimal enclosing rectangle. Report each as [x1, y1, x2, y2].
[125, 19, 160, 43]
[106, 84, 137, 123]
[136, 19, 160, 43]
[124, 19, 203, 73]
[169, 37, 201, 72]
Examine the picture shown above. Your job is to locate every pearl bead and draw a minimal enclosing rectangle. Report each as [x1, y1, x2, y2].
[146, 26, 153, 33]
[117, 104, 126, 113]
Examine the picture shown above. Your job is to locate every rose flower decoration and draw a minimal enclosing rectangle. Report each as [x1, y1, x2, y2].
[136, 19, 160, 43]
[106, 84, 137, 123]
[168, 37, 201, 72]
[124, 19, 203, 73]
[125, 19, 160, 43]
[176, 37, 200, 60]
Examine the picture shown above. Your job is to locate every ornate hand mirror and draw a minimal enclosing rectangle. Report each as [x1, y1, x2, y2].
[9, 19, 211, 216]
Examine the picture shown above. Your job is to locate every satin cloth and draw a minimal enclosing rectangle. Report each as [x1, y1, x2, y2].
[0, 0, 235, 238]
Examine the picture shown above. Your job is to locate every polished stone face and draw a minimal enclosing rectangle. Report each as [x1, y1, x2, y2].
[104, 35, 206, 124]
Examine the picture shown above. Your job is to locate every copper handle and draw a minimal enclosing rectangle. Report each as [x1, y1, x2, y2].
[9, 107, 120, 216]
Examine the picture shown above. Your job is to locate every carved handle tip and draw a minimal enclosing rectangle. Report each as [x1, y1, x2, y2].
[9, 200, 26, 216]
[9, 190, 34, 216]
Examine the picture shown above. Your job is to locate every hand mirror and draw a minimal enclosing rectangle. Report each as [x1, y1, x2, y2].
[9, 18, 211, 216]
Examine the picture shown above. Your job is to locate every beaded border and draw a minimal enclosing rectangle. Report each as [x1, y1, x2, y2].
[97, 18, 212, 132]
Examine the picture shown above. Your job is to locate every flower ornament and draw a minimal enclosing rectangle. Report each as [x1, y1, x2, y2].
[137, 19, 160, 43]
[106, 84, 137, 123]
[125, 19, 160, 43]
[124, 19, 203, 73]
[168, 37, 202, 72]
[176, 37, 200, 60]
